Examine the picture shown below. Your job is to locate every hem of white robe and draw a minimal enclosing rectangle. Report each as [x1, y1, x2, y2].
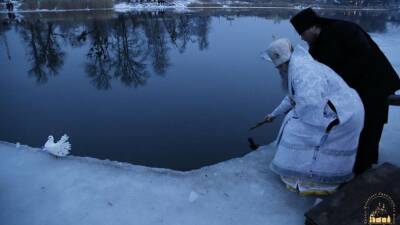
[270, 162, 354, 184]
[280, 176, 339, 196]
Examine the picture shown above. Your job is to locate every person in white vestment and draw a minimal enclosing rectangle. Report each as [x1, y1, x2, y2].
[261, 38, 364, 196]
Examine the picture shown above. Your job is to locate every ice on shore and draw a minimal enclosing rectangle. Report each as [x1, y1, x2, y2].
[0, 141, 316, 225]
[0, 27, 399, 225]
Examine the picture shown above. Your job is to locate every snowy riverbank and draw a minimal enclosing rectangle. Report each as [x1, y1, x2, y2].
[0, 28, 399, 225]
[113, 0, 196, 12]
[0, 142, 317, 225]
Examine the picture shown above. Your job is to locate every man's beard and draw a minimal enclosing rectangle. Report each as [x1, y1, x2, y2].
[280, 72, 289, 92]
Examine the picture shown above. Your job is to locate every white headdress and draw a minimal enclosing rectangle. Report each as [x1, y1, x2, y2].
[262, 38, 293, 66]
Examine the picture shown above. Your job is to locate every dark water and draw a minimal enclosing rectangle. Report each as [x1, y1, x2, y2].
[0, 9, 399, 170]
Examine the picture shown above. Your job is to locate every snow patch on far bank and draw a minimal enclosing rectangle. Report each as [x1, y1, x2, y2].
[113, 1, 196, 12]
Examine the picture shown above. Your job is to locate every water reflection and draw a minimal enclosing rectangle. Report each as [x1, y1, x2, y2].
[1, 9, 398, 89]
[18, 20, 66, 84]
[84, 20, 113, 89]
[113, 15, 148, 87]
[0, 9, 399, 170]
[1, 12, 212, 88]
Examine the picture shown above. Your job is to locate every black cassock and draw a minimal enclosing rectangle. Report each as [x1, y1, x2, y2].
[309, 18, 400, 174]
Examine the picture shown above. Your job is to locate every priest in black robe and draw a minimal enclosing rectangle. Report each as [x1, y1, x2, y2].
[290, 8, 400, 175]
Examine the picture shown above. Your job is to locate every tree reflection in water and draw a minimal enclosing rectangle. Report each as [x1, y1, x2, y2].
[1, 10, 398, 89]
[0, 17, 12, 61]
[77, 12, 211, 89]
[84, 21, 113, 90]
[194, 15, 210, 51]
[18, 20, 66, 84]
[143, 12, 169, 76]
[72, 12, 210, 89]
[112, 15, 148, 87]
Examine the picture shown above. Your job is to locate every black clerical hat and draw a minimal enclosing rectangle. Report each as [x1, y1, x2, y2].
[290, 8, 319, 34]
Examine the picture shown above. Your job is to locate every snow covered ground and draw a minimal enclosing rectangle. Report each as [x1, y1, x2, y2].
[0, 141, 316, 225]
[0, 28, 399, 225]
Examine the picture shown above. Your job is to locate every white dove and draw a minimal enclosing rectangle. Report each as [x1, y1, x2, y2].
[43, 134, 71, 157]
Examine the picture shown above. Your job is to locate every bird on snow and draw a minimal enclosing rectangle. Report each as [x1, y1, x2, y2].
[43, 134, 71, 157]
